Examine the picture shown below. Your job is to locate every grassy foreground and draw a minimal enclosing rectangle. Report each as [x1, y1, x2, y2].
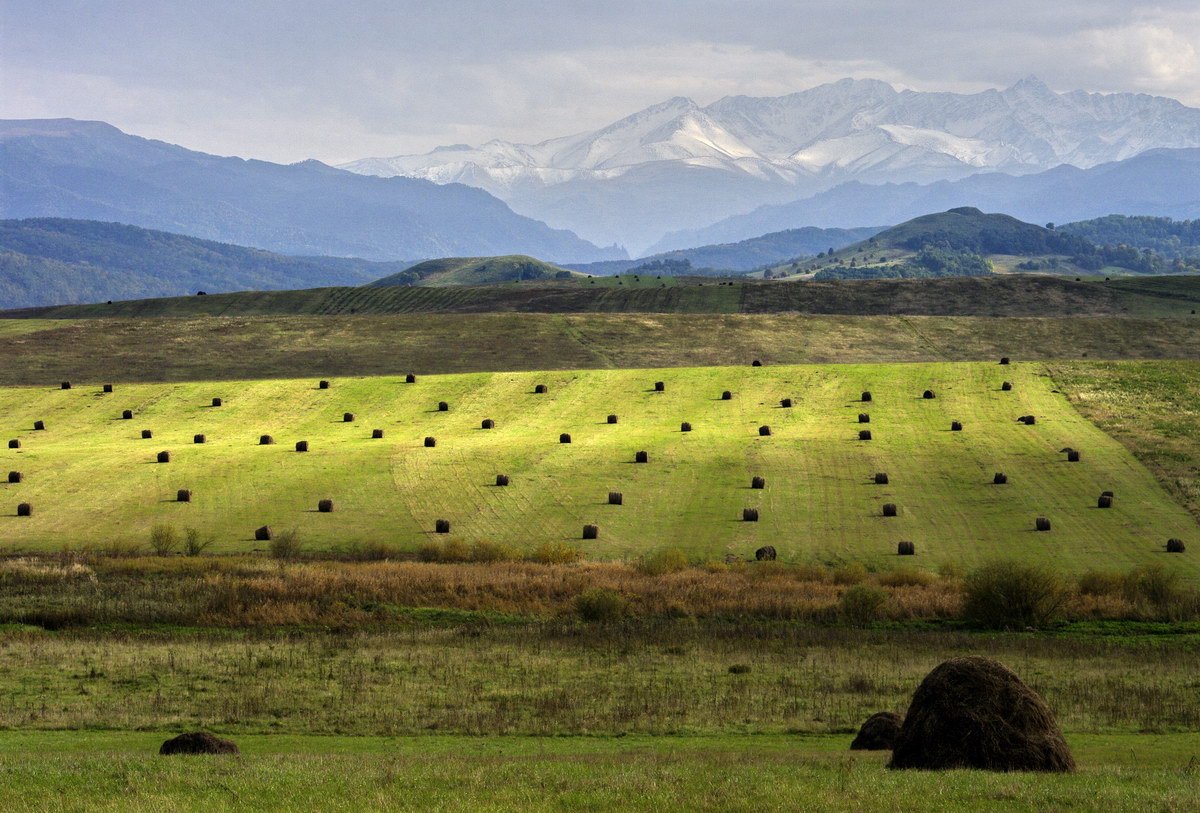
[2, 362, 1196, 572]
[0, 732, 1195, 812]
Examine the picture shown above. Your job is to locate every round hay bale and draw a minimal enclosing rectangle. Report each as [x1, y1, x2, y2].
[859, 429, 872, 441]
[405, 373, 416, 384]
[635, 450, 648, 463]
[608, 491, 623, 505]
[495, 474, 509, 487]
[122, 409, 133, 420]
[752, 360, 762, 367]
[1166, 538, 1186, 553]
[534, 384, 548, 394]
[481, 419, 495, 429]
[721, 391, 732, 400]
[177, 489, 191, 503]
[1097, 495, 1113, 509]
[780, 398, 793, 408]
[211, 398, 222, 407]
[1067, 450, 1081, 462]
[923, 390, 935, 400]
[159, 732, 239, 756]
[888, 656, 1075, 772]
[874, 472, 889, 485]
[319, 380, 330, 389]
[861, 391, 872, 402]
[372, 429, 384, 439]
[751, 476, 765, 489]
[654, 381, 665, 392]
[559, 433, 572, 444]
[1002, 382, 1013, 392]
[755, 545, 776, 561]
[318, 499, 333, 513]
[993, 472, 1008, 485]
[883, 503, 898, 517]
[859, 413, 870, 423]
[742, 507, 759, 522]
[295, 440, 309, 452]
[1000, 357, 1011, 365]
[343, 412, 355, 423]
[8, 471, 22, 484]
[60, 382, 71, 390]
[680, 422, 692, 432]
[7, 439, 19, 449]
[1020, 415, 1037, 426]
[607, 414, 618, 424]
[157, 451, 170, 463]
[259, 435, 274, 445]
[759, 425, 771, 437]
[851, 711, 902, 751]
[141, 430, 152, 439]
[424, 437, 436, 448]
[437, 402, 449, 412]
[1035, 516, 1051, 531]
[951, 421, 963, 432]
[435, 519, 450, 534]
[254, 526, 272, 541]
[582, 524, 599, 540]
[103, 384, 113, 393]
[897, 540, 915, 556]
[16, 502, 32, 517]
[33, 421, 45, 431]
[1101, 490, 1113, 497]
[193, 434, 206, 444]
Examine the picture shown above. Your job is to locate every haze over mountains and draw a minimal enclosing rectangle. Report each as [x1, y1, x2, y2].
[342, 78, 1200, 252]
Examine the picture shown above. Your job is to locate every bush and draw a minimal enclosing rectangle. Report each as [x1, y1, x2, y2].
[575, 588, 626, 622]
[269, 529, 303, 561]
[728, 664, 752, 675]
[841, 584, 888, 625]
[149, 524, 179, 556]
[792, 563, 829, 583]
[637, 547, 688, 576]
[470, 540, 518, 563]
[183, 527, 214, 557]
[1078, 569, 1123, 596]
[1122, 563, 1180, 609]
[528, 541, 582, 565]
[832, 563, 868, 585]
[341, 541, 395, 561]
[963, 561, 1067, 629]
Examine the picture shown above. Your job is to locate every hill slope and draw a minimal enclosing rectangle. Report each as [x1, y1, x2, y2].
[0, 119, 621, 264]
[369, 256, 576, 287]
[0, 218, 420, 308]
[1061, 215, 1200, 260]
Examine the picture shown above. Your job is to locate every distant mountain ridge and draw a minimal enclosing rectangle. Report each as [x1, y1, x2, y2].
[341, 78, 1200, 250]
[0, 119, 623, 264]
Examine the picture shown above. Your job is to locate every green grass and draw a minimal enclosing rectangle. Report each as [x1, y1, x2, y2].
[1, 362, 1196, 573]
[0, 731, 1195, 812]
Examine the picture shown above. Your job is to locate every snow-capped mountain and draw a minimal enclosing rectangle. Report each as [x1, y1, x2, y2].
[341, 78, 1200, 252]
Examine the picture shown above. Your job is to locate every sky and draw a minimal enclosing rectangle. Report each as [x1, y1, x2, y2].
[3, 1, 1199, 164]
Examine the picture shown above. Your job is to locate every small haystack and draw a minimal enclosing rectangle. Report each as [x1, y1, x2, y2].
[177, 489, 191, 503]
[141, 430, 152, 439]
[680, 422, 692, 432]
[33, 421, 45, 431]
[534, 384, 548, 394]
[157, 451, 171, 463]
[608, 414, 618, 424]
[559, 433, 572, 444]
[495, 474, 510, 487]
[859, 429, 872, 441]
[742, 508, 759, 522]
[780, 398, 793, 408]
[883, 503, 898, 517]
[60, 382, 71, 390]
[759, 425, 771, 437]
[16, 502, 32, 517]
[951, 421, 963, 431]
[159, 732, 240, 756]
[7, 440, 19, 449]
[897, 541, 915, 556]
[608, 491, 622, 505]
[296, 440, 309, 452]
[923, 390, 935, 400]
[859, 413, 870, 423]
[372, 429, 384, 439]
[1097, 495, 1113, 508]
[424, 437, 437, 448]
[435, 519, 450, 534]
[635, 450, 649, 463]
[755, 545, 776, 561]
[1167, 538, 1186, 553]
[875, 472, 889, 485]
[654, 381, 665, 392]
[751, 476, 765, 489]
[211, 398, 222, 407]
[721, 391, 732, 401]
[193, 434, 206, 444]
[318, 499, 334, 513]
[260, 435, 274, 445]
[254, 526, 272, 541]
[862, 391, 872, 402]
[319, 380, 330, 389]
[1067, 450, 1081, 462]
[343, 412, 355, 423]
[122, 410, 133, 420]
[7, 471, 21, 484]
[481, 419, 495, 429]
[437, 402, 449, 412]
[993, 472, 1008, 485]
[582, 524, 599, 540]
[1036, 517, 1052, 531]
[1002, 382, 1013, 392]
[850, 711, 902, 751]
[406, 373, 417, 384]
[752, 360, 762, 367]
[1000, 357, 1011, 365]
[103, 384, 114, 393]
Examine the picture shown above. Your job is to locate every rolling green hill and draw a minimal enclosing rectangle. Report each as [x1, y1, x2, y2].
[1060, 215, 1200, 260]
[369, 255, 578, 287]
[2, 363, 1195, 575]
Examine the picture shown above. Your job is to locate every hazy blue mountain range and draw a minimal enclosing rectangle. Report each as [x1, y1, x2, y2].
[0, 119, 623, 264]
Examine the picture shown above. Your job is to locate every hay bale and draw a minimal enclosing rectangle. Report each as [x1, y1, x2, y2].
[141, 430, 152, 439]
[177, 489, 191, 503]
[721, 391, 732, 400]
[16, 502, 32, 517]
[780, 398, 793, 408]
[319, 380, 330, 389]
[752, 360, 762, 367]
[862, 391, 872, 402]
[851, 711, 902, 751]
[405, 373, 416, 384]
[33, 421, 45, 431]
[993, 472, 1008, 485]
[898, 540, 916, 555]
[883, 503, 898, 517]
[680, 422, 692, 432]
[875, 472, 889, 485]
[481, 418, 495, 429]
[259, 435, 274, 445]
[424, 437, 436, 448]
[193, 434, 206, 444]
[1067, 450, 1081, 462]
[635, 450, 648, 463]
[559, 433, 572, 444]
[754, 545, 777, 562]
[437, 401, 449, 412]
[495, 474, 509, 486]
[295, 440, 309, 452]
[157, 451, 170, 463]
[1097, 495, 1113, 509]
[1000, 357, 1011, 365]
[122, 410, 133, 420]
[343, 412, 355, 423]
[435, 519, 450, 534]
[159, 732, 239, 756]
[7, 471, 22, 483]
[255, 526, 272, 541]
[951, 421, 963, 432]
[859, 413, 870, 423]
[608, 491, 623, 505]
[1167, 538, 1186, 553]
[318, 499, 333, 513]
[742, 507, 759, 522]
[1101, 490, 1113, 497]
[60, 382, 71, 390]
[759, 425, 771, 437]
[1002, 382, 1013, 392]
[654, 381, 665, 392]
[1036, 516, 1051, 531]
[534, 384, 548, 394]
[751, 476, 766, 489]
[372, 429, 384, 439]
[211, 398, 222, 407]
[608, 414, 618, 424]
[103, 384, 113, 393]
[859, 429, 872, 441]
[1019, 415, 1037, 425]
[923, 390, 935, 399]
[7, 440, 19, 449]
[582, 524, 599, 540]
[888, 656, 1075, 772]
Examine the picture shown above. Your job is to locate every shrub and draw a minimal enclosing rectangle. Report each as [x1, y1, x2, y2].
[529, 541, 582, 565]
[183, 527, 214, 557]
[841, 584, 888, 625]
[638, 547, 689, 576]
[575, 588, 626, 622]
[832, 563, 868, 585]
[149, 524, 179, 556]
[1078, 569, 1123, 596]
[963, 561, 1067, 629]
[728, 664, 752, 674]
[1122, 563, 1180, 610]
[470, 539, 517, 563]
[269, 529, 303, 561]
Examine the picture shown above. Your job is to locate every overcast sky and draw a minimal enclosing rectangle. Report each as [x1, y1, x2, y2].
[3, 1, 1199, 164]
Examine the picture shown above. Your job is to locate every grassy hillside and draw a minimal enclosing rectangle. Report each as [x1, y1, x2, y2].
[2, 363, 1195, 574]
[1061, 215, 1200, 260]
[369, 255, 577, 287]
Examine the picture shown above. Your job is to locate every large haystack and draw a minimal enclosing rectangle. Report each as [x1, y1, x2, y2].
[850, 711, 902, 751]
[159, 732, 240, 756]
[889, 656, 1075, 772]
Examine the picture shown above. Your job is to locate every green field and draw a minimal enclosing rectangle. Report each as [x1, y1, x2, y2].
[2, 362, 1195, 573]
